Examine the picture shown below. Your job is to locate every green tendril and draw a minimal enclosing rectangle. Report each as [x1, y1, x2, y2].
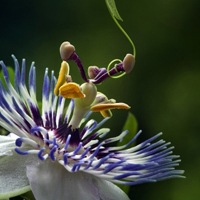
[107, 59, 126, 79]
[105, 0, 136, 58]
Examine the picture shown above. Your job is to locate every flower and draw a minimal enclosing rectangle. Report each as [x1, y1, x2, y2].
[0, 42, 184, 200]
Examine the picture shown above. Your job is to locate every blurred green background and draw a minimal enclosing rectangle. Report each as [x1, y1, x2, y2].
[0, 0, 200, 199]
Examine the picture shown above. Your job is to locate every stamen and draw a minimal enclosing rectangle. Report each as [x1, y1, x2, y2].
[59, 82, 85, 99]
[54, 61, 70, 96]
[91, 103, 130, 114]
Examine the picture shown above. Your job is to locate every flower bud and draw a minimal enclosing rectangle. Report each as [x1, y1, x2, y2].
[60, 42, 75, 61]
[123, 54, 135, 74]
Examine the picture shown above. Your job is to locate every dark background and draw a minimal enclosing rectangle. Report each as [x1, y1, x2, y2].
[1, 0, 200, 199]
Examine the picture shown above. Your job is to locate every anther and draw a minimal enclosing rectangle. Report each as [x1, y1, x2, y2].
[54, 61, 70, 96]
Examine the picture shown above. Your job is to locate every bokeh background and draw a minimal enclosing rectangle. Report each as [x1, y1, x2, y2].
[0, 0, 200, 199]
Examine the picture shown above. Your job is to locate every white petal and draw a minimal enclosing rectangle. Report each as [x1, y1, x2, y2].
[27, 160, 130, 200]
[0, 152, 39, 199]
[0, 133, 19, 156]
[92, 177, 130, 200]
[27, 160, 99, 200]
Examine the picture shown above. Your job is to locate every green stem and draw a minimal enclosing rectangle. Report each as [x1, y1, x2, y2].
[105, 0, 136, 58]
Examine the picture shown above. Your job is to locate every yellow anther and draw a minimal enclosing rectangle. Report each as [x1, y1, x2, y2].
[54, 61, 70, 96]
[59, 82, 85, 99]
[91, 103, 130, 115]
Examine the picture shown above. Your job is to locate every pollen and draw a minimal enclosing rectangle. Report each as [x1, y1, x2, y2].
[54, 61, 70, 96]
[59, 82, 85, 99]
[91, 102, 130, 113]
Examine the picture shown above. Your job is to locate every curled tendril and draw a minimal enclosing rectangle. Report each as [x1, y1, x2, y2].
[105, 0, 136, 58]
[107, 59, 126, 79]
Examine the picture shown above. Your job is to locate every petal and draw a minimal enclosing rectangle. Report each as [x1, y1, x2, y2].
[0, 152, 39, 199]
[93, 177, 130, 200]
[26, 160, 130, 200]
[91, 103, 130, 112]
[54, 61, 70, 96]
[26, 160, 99, 200]
[0, 133, 19, 156]
[59, 82, 85, 98]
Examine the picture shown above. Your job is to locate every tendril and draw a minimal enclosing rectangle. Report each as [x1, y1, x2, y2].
[105, 0, 136, 58]
[107, 59, 126, 79]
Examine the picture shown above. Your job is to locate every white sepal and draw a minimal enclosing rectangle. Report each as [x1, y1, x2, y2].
[0, 151, 39, 199]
